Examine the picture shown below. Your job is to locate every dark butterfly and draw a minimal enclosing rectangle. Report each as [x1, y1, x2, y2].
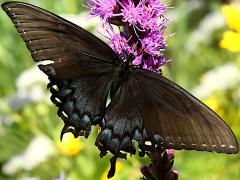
[2, 1, 239, 177]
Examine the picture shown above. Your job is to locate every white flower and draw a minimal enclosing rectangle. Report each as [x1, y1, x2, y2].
[2, 135, 56, 175]
[4, 65, 50, 110]
[16, 65, 49, 101]
[192, 63, 240, 99]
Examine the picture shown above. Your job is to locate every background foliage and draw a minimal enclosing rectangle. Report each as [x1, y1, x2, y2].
[0, 0, 239, 179]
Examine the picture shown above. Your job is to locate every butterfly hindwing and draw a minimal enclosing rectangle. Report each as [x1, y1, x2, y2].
[97, 68, 238, 155]
[49, 73, 114, 139]
[96, 80, 143, 156]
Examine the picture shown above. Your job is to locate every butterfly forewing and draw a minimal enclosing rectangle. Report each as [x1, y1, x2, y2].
[1, 2, 119, 79]
[136, 69, 238, 153]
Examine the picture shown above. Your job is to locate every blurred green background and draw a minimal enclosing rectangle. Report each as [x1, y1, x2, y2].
[0, 0, 240, 179]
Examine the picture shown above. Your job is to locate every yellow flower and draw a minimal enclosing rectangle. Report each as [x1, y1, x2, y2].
[58, 132, 84, 156]
[203, 95, 225, 118]
[220, 31, 240, 52]
[221, 4, 240, 32]
[100, 161, 123, 180]
[220, 3, 240, 52]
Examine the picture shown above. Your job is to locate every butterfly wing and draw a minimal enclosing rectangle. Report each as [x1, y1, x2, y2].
[2, 2, 120, 137]
[1, 2, 119, 79]
[97, 68, 239, 156]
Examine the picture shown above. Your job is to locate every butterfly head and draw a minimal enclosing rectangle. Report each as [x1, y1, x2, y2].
[124, 53, 142, 68]
[126, 53, 135, 64]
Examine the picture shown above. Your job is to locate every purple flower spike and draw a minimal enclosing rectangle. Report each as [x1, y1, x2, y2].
[141, 148, 178, 180]
[86, 0, 170, 73]
[85, 1, 176, 179]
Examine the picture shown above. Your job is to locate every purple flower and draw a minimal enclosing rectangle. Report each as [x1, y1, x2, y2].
[53, 171, 65, 180]
[132, 54, 143, 65]
[168, 170, 179, 180]
[86, 0, 118, 21]
[165, 149, 174, 162]
[85, 0, 170, 73]
[143, 55, 166, 72]
[141, 31, 166, 55]
[139, 6, 158, 30]
[141, 149, 178, 180]
[146, 0, 168, 16]
[120, 0, 142, 26]
[106, 28, 133, 55]
[139, 0, 168, 29]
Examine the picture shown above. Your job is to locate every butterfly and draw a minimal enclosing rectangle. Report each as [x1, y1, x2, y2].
[2, 1, 239, 177]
